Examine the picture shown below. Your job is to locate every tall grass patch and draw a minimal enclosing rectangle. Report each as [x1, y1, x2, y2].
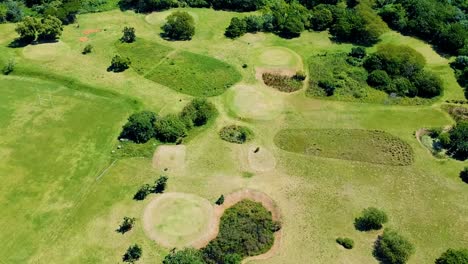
[274, 129, 414, 166]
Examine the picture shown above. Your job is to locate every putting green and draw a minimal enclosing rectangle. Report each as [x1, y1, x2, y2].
[143, 193, 215, 248]
[257, 46, 301, 68]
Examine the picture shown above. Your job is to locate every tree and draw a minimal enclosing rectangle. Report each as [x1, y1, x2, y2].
[154, 114, 187, 143]
[244, 15, 264, 33]
[123, 244, 142, 263]
[133, 184, 152, 200]
[211, 0, 266, 11]
[215, 194, 224, 205]
[121, 26, 136, 43]
[3, 0, 24, 22]
[310, 4, 333, 31]
[448, 121, 468, 160]
[153, 175, 168, 193]
[349, 47, 366, 59]
[373, 229, 414, 264]
[15, 16, 40, 43]
[461, 167, 468, 183]
[119, 111, 157, 143]
[435, 248, 468, 264]
[354, 207, 388, 231]
[117, 217, 136, 234]
[109, 55, 131, 72]
[411, 70, 443, 98]
[38, 15, 63, 41]
[225, 17, 247, 39]
[331, 8, 383, 46]
[367, 70, 391, 88]
[180, 98, 217, 128]
[161, 11, 195, 41]
[82, 44, 93, 54]
[163, 248, 205, 264]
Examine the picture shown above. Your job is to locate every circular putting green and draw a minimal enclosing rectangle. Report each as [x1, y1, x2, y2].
[143, 193, 215, 248]
[257, 47, 301, 68]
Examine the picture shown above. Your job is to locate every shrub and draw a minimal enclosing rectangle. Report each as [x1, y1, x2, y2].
[161, 11, 195, 41]
[461, 167, 468, 183]
[245, 15, 264, 33]
[119, 111, 157, 144]
[117, 217, 136, 234]
[354, 207, 388, 231]
[310, 4, 333, 31]
[336, 237, 354, 249]
[133, 184, 152, 200]
[37, 15, 63, 41]
[121, 26, 136, 43]
[123, 244, 142, 263]
[163, 248, 205, 264]
[392, 77, 417, 97]
[364, 45, 426, 77]
[373, 229, 414, 264]
[15, 16, 40, 43]
[211, 0, 266, 11]
[318, 80, 336, 96]
[438, 132, 451, 148]
[219, 125, 254, 144]
[109, 55, 131, 72]
[180, 98, 217, 128]
[435, 248, 468, 264]
[225, 17, 247, 39]
[452, 56, 468, 70]
[349, 47, 367, 59]
[448, 121, 468, 160]
[153, 175, 168, 193]
[82, 44, 93, 54]
[411, 70, 443, 98]
[367, 70, 391, 88]
[154, 114, 187, 143]
[2, 59, 15, 75]
[262, 72, 304, 92]
[294, 71, 307, 81]
[330, 8, 383, 46]
[215, 194, 224, 205]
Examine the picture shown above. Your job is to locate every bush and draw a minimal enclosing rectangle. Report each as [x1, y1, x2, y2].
[180, 98, 217, 128]
[109, 55, 131, 72]
[121, 26, 136, 43]
[82, 44, 93, 54]
[262, 72, 304, 92]
[153, 175, 168, 193]
[2, 59, 15, 75]
[448, 121, 468, 160]
[123, 244, 142, 263]
[461, 167, 468, 183]
[15, 16, 40, 43]
[215, 194, 224, 205]
[438, 132, 451, 148]
[211, 0, 266, 11]
[354, 207, 388, 231]
[310, 4, 333, 31]
[331, 8, 383, 46]
[161, 11, 195, 41]
[133, 184, 152, 200]
[452, 56, 468, 70]
[37, 15, 63, 41]
[119, 111, 157, 144]
[245, 15, 264, 33]
[364, 45, 425, 77]
[373, 229, 414, 264]
[163, 248, 205, 264]
[117, 217, 136, 234]
[336, 237, 354, 249]
[349, 47, 366, 59]
[435, 248, 468, 264]
[411, 71, 443, 98]
[219, 125, 254, 144]
[367, 70, 391, 88]
[225, 17, 247, 39]
[154, 114, 187, 143]
[318, 80, 336, 96]
[392, 77, 417, 97]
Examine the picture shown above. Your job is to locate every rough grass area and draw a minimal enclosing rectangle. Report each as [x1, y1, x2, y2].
[274, 129, 414, 166]
[443, 104, 468, 122]
[262, 72, 303, 92]
[112, 139, 160, 159]
[116, 38, 173, 75]
[219, 125, 254, 144]
[146, 51, 241, 97]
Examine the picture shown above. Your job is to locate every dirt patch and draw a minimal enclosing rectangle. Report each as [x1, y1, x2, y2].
[152, 145, 186, 173]
[142, 193, 216, 248]
[79, 37, 89, 42]
[83, 29, 101, 35]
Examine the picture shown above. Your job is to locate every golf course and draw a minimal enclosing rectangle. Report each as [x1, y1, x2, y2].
[0, 0, 467, 263]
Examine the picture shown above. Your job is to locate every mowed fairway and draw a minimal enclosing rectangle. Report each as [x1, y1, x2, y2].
[0, 6, 466, 264]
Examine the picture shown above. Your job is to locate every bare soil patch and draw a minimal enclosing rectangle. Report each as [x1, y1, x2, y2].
[79, 37, 89, 42]
[152, 145, 186, 173]
[83, 29, 101, 35]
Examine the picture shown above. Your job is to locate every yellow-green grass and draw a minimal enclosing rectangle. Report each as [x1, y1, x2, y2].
[256, 46, 302, 69]
[274, 129, 414, 166]
[145, 50, 242, 96]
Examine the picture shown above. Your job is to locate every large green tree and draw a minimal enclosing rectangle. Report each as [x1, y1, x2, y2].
[161, 11, 195, 40]
[448, 121, 468, 160]
[119, 111, 157, 143]
[435, 248, 468, 264]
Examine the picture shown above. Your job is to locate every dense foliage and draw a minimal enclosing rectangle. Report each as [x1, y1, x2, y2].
[121, 26, 136, 43]
[161, 11, 195, 40]
[123, 244, 142, 263]
[447, 121, 468, 160]
[336, 237, 354, 249]
[163, 248, 206, 264]
[15, 15, 63, 44]
[219, 125, 254, 144]
[451, 56, 468, 99]
[262, 72, 305, 92]
[461, 167, 468, 183]
[363, 44, 442, 98]
[119, 0, 266, 12]
[117, 217, 136, 234]
[374, 229, 414, 264]
[435, 248, 468, 264]
[119, 111, 157, 143]
[180, 98, 217, 128]
[202, 200, 279, 264]
[354, 207, 388, 231]
[0, 0, 80, 24]
[108, 55, 131, 72]
[154, 114, 187, 143]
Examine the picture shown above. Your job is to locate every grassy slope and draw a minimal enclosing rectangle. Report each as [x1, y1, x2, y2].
[0, 7, 466, 264]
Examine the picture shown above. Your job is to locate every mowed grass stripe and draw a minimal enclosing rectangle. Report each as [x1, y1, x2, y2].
[274, 129, 414, 166]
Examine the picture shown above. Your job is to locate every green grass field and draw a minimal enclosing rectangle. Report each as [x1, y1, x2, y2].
[0, 6, 467, 264]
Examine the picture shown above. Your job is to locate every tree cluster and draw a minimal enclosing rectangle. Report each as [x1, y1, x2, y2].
[133, 175, 168, 200]
[161, 11, 195, 41]
[163, 248, 206, 264]
[363, 44, 442, 98]
[0, 0, 80, 24]
[15, 15, 63, 44]
[119, 0, 266, 12]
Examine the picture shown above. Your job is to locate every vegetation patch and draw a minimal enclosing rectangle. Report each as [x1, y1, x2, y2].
[336, 237, 354, 249]
[202, 199, 280, 263]
[262, 72, 305, 92]
[422, 122, 468, 161]
[146, 51, 241, 97]
[443, 105, 468, 122]
[219, 125, 254, 144]
[373, 229, 414, 264]
[274, 129, 414, 166]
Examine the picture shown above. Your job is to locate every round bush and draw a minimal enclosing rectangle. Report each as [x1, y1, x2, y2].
[161, 11, 195, 41]
[120, 111, 157, 143]
[355, 207, 388, 231]
[411, 71, 443, 98]
[374, 229, 414, 264]
[367, 70, 391, 88]
[435, 248, 468, 264]
[219, 125, 254, 144]
[154, 114, 187, 143]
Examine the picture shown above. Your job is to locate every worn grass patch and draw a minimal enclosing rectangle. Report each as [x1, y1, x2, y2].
[274, 129, 414, 166]
[146, 51, 241, 97]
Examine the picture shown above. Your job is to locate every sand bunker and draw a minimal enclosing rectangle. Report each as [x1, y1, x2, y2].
[229, 85, 283, 120]
[143, 193, 216, 248]
[79, 37, 89, 42]
[23, 41, 70, 61]
[152, 145, 186, 173]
